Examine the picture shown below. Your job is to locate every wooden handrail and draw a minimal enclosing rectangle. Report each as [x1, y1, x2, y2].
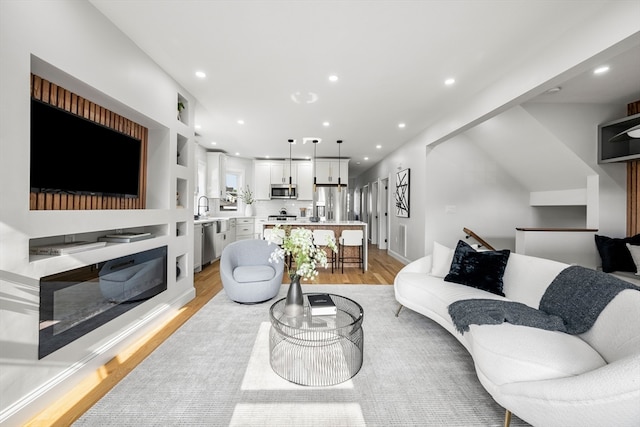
[463, 227, 496, 251]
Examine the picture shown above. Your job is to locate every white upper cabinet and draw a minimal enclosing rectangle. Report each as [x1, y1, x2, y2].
[296, 161, 313, 200]
[270, 161, 296, 185]
[254, 161, 271, 200]
[315, 159, 348, 185]
[254, 160, 313, 200]
[206, 152, 226, 198]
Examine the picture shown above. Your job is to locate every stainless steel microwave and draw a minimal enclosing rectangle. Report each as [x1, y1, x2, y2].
[270, 184, 297, 199]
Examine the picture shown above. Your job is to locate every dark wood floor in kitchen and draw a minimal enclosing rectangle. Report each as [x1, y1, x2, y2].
[26, 243, 406, 427]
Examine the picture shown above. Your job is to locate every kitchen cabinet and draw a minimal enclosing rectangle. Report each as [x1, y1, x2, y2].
[254, 161, 271, 200]
[206, 152, 227, 198]
[254, 160, 312, 200]
[236, 217, 255, 240]
[296, 161, 313, 200]
[270, 161, 296, 185]
[194, 223, 203, 272]
[315, 159, 348, 185]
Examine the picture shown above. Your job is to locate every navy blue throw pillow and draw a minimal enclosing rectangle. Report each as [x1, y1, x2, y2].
[444, 240, 511, 296]
[594, 234, 640, 273]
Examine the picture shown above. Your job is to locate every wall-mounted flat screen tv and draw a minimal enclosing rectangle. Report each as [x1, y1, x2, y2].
[30, 99, 142, 198]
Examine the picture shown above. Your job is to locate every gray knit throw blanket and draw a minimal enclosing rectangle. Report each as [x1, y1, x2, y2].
[448, 266, 638, 335]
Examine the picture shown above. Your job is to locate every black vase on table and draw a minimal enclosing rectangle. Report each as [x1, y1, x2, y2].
[284, 274, 303, 316]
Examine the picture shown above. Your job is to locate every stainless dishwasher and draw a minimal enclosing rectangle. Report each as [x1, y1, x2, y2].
[201, 221, 215, 266]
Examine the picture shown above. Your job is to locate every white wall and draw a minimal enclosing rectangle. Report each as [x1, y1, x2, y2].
[0, 1, 196, 425]
[353, 4, 638, 264]
[355, 100, 631, 266]
[521, 102, 628, 237]
[423, 134, 531, 252]
[354, 137, 427, 262]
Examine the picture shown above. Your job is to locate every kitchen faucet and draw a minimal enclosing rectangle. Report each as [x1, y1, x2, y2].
[197, 196, 210, 217]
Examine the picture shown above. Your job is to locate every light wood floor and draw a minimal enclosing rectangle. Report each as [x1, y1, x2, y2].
[26, 244, 405, 427]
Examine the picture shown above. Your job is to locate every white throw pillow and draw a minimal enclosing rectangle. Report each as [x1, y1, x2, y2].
[430, 241, 454, 277]
[625, 243, 640, 276]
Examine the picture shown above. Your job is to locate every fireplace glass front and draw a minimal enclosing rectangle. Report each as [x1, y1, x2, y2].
[39, 246, 167, 359]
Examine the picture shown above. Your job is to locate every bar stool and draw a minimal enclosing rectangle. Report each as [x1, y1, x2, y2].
[339, 230, 364, 273]
[312, 229, 336, 273]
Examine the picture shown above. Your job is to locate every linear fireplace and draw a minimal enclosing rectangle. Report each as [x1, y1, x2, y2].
[39, 246, 167, 359]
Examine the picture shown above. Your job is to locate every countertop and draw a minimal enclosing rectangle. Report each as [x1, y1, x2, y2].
[194, 216, 255, 224]
[261, 220, 366, 226]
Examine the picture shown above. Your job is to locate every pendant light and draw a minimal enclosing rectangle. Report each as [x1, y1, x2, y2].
[313, 139, 318, 192]
[337, 140, 343, 192]
[288, 139, 294, 193]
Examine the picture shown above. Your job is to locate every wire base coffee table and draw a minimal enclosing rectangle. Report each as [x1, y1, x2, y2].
[269, 293, 364, 386]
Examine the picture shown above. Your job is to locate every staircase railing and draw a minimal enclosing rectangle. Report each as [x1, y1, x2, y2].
[463, 227, 496, 251]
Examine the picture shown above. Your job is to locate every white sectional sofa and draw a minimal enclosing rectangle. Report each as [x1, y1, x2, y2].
[393, 242, 640, 427]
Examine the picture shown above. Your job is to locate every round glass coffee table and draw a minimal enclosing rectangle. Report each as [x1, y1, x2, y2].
[269, 293, 364, 386]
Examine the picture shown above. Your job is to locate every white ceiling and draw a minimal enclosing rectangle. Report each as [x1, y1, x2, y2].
[89, 0, 640, 177]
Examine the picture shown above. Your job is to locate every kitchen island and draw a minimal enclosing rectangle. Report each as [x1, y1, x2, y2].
[260, 220, 368, 272]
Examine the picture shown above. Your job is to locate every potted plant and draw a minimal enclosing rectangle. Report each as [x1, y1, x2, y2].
[267, 225, 337, 316]
[239, 185, 255, 216]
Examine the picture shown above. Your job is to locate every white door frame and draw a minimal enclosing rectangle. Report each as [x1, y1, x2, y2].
[379, 177, 389, 250]
[371, 180, 378, 245]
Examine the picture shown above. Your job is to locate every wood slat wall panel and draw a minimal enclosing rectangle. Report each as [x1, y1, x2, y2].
[30, 74, 147, 210]
[627, 100, 640, 236]
[628, 160, 640, 236]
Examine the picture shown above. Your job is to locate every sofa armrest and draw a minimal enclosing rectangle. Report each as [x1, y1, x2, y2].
[497, 355, 640, 426]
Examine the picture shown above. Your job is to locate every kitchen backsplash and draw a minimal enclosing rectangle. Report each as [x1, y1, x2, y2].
[199, 197, 314, 218]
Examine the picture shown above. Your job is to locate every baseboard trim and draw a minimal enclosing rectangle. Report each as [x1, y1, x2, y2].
[387, 249, 410, 265]
[0, 287, 195, 427]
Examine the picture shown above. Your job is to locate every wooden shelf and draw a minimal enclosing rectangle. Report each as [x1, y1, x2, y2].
[515, 228, 598, 232]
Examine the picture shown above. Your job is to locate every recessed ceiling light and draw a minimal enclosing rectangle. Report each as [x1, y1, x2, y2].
[444, 78, 456, 85]
[323, 121, 330, 127]
[546, 86, 562, 94]
[376, 144, 382, 149]
[329, 74, 339, 82]
[237, 119, 245, 125]
[195, 124, 202, 129]
[266, 155, 270, 158]
[210, 141, 217, 145]
[235, 152, 240, 156]
[364, 157, 369, 161]
[594, 66, 610, 75]
[195, 71, 206, 78]
[398, 123, 406, 128]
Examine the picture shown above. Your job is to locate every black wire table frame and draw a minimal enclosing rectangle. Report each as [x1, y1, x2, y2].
[269, 293, 364, 386]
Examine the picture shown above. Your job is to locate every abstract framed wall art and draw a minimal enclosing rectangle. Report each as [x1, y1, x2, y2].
[395, 168, 410, 217]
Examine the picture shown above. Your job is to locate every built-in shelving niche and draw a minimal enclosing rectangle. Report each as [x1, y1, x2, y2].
[176, 221, 188, 237]
[29, 224, 168, 262]
[176, 253, 188, 281]
[177, 93, 189, 126]
[599, 112, 640, 163]
[177, 133, 189, 167]
[177, 178, 188, 209]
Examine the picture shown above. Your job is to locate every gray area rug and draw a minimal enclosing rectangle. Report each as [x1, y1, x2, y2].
[75, 285, 529, 426]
